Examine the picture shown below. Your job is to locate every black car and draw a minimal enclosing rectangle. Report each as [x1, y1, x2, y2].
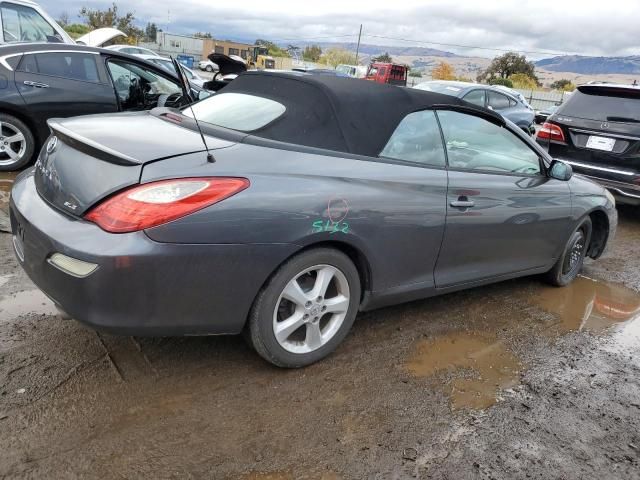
[0, 43, 201, 171]
[536, 83, 640, 205]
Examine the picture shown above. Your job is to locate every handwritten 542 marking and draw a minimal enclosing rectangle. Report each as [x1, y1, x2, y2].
[312, 219, 349, 234]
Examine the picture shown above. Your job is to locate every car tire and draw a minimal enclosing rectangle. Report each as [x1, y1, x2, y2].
[248, 248, 361, 368]
[205, 65, 214, 72]
[544, 217, 592, 287]
[0, 114, 35, 171]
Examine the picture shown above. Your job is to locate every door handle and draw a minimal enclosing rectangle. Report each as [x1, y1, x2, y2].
[23, 81, 49, 88]
[450, 196, 475, 208]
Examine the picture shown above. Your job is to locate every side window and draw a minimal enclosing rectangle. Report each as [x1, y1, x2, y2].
[508, 97, 518, 107]
[462, 89, 486, 107]
[18, 53, 101, 83]
[0, 3, 57, 43]
[378, 67, 386, 77]
[380, 110, 446, 167]
[106, 59, 181, 111]
[487, 91, 511, 110]
[437, 110, 541, 175]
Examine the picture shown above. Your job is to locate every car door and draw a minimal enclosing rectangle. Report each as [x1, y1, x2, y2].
[461, 89, 486, 108]
[104, 56, 184, 111]
[434, 109, 572, 288]
[15, 51, 118, 130]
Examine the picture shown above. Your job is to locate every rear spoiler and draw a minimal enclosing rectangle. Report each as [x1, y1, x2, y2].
[578, 84, 640, 98]
[47, 119, 139, 166]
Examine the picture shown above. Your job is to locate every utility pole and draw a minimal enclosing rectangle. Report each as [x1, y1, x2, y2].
[355, 24, 362, 65]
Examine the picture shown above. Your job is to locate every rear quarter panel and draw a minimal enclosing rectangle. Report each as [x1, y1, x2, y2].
[142, 143, 449, 294]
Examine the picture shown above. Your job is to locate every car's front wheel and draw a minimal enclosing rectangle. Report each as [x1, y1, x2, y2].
[205, 65, 214, 72]
[248, 248, 361, 368]
[545, 217, 592, 286]
[0, 114, 34, 171]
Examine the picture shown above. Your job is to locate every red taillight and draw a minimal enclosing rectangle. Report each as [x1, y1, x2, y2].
[85, 177, 249, 233]
[537, 122, 566, 142]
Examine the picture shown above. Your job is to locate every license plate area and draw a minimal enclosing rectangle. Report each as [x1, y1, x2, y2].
[586, 135, 616, 152]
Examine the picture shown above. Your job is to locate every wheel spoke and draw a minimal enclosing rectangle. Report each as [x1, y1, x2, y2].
[324, 294, 349, 314]
[5, 148, 18, 159]
[305, 322, 323, 349]
[282, 279, 309, 308]
[310, 266, 335, 298]
[274, 311, 305, 343]
[5, 133, 23, 144]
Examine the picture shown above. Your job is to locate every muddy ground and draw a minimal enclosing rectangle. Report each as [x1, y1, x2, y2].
[1, 171, 639, 479]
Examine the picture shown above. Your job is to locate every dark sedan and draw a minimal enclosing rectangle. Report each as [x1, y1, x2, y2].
[10, 72, 617, 367]
[536, 83, 640, 205]
[0, 43, 202, 171]
[414, 80, 535, 134]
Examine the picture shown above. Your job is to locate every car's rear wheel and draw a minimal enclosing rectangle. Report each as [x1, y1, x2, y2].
[545, 217, 592, 286]
[0, 114, 34, 171]
[248, 248, 361, 368]
[205, 65, 214, 72]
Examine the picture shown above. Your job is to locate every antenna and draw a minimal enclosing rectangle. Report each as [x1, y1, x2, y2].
[170, 56, 215, 162]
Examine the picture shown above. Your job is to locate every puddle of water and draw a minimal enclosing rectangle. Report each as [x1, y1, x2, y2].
[530, 276, 640, 334]
[0, 273, 13, 289]
[406, 333, 521, 410]
[0, 171, 17, 211]
[0, 289, 58, 323]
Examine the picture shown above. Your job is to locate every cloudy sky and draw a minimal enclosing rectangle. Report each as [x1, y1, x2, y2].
[42, 0, 640, 59]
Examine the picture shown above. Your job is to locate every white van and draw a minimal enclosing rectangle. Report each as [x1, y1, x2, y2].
[0, 0, 123, 46]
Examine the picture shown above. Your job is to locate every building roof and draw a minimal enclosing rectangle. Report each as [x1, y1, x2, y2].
[222, 71, 501, 156]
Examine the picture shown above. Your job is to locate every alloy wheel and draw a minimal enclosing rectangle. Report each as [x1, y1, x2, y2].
[0, 121, 26, 168]
[562, 230, 585, 275]
[273, 264, 350, 354]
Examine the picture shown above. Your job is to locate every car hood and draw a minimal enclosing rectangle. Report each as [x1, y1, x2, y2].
[76, 28, 127, 47]
[47, 111, 234, 165]
[207, 53, 247, 75]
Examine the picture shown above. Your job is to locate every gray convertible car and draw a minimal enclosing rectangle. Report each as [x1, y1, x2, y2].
[10, 72, 617, 367]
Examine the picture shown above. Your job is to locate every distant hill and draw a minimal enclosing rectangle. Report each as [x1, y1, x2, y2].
[294, 41, 458, 58]
[536, 55, 640, 75]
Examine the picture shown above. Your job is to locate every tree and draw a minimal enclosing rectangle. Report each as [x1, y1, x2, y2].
[509, 73, 538, 89]
[431, 61, 456, 80]
[193, 32, 212, 39]
[488, 77, 514, 88]
[63, 23, 90, 39]
[408, 70, 422, 78]
[321, 48, 356, 68]
[303, 44, 322, 62]
[254, 39, 290, 58]
[58, 12, 69, 27]
[145, 22, 158, 41]
[79, 3, 144, 44]
[478, 52, 539, 85]
[550, 79, 575, 92]
[372, 52, 392, 63]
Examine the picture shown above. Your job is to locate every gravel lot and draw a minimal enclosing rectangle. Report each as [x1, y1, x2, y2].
[1, 170, 639, 479]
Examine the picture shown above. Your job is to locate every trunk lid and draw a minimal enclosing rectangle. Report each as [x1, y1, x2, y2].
[35, 112, 235, 216]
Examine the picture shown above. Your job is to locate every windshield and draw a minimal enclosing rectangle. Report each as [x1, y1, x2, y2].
[183, 92, 286, 131]
[414, 82, 464, 96]
[560, 90, 640, 122]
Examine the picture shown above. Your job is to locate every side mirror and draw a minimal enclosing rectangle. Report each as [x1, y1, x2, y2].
[549, 159, 573, 181]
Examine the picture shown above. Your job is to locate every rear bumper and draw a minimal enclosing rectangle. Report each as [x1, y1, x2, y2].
[555, 158, 640, 205]
[10, 170, 297, 335]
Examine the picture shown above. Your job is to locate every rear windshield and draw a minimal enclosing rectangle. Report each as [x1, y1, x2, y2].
[183, 92, 286, 131]
[560, 89, 640, 123]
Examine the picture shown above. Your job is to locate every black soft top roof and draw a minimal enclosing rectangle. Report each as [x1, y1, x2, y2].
[221, 71, 502, 157]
